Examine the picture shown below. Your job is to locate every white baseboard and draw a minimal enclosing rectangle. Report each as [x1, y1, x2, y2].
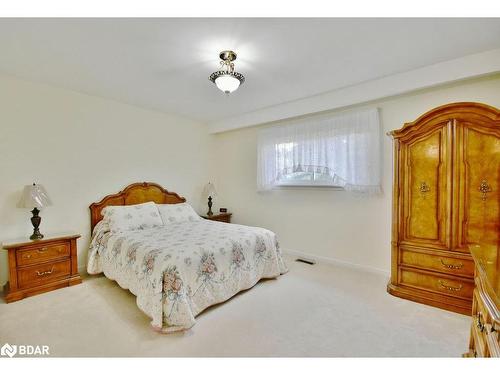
[283, 248, 390, 277]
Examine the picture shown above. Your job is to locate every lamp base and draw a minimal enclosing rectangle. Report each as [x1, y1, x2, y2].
[206, 196, 214, 216]
[30, 207, 44, 240]
[30, 231, 44, 240]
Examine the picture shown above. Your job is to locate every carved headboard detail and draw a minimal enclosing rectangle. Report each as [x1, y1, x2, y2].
[89, 182, 186, 231]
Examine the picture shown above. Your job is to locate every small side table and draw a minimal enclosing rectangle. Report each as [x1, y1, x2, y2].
[201, 212, 232, 223]
[2, 233, 82, 303]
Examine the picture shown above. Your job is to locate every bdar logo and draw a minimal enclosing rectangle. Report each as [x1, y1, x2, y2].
[1, 343, 17, 358]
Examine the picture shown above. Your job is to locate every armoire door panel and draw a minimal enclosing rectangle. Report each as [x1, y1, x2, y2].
[455, 124, 500, 251]
[401, 125, 451, 249]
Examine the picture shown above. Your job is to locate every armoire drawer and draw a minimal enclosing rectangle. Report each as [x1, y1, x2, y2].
[399, 268, 474, 300]
[400, 248, 474, 278]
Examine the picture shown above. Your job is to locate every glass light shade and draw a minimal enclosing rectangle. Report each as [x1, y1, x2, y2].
[215, 75, 241, 94]
[17, 183, 52, 209]
[202, 182, 217, 198]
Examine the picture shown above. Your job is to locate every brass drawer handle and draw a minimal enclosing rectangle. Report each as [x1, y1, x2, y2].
[36, 267, 55, 277]
[440, 259, 464, 270]
[419, 181, 430, 197]
[478, 179, 492, 201]
[476, 312, 485, 332]
[438, 280, 463, 292]
[37, 247, 49, 253]
[24, 254, 32, 259]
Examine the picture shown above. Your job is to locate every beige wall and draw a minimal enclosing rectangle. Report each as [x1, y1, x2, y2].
[211, 75, 500, 274]
[0, 74, 212, 287]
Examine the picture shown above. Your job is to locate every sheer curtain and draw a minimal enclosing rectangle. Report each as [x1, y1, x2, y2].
[257, 108, 381, 193]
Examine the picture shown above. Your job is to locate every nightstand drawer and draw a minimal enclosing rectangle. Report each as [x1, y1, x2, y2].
[17, 242, 70, 266]
[202, 213, 232, 223]
[209, 216, 231, 223]
[17, 259, 71, 288]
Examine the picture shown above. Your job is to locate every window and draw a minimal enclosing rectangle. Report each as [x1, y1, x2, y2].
[257, 108, 381, 193]
[277, 170, 336, 186]
[273, 141, 343, 187]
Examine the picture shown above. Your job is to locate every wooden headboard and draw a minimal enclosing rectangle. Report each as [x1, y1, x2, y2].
[89, 182, 186, 231]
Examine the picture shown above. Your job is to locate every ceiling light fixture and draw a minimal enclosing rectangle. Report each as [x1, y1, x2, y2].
[209, 50, 245, 94]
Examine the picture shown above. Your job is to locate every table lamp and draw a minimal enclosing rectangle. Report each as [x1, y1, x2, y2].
[202, 182, 217, 216]
[18, 183, 52, 240]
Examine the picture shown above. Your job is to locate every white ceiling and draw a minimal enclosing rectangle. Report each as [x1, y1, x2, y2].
[0, 18, 499, 124]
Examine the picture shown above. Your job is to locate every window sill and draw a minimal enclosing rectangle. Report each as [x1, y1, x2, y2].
[273, 184, 345, 190]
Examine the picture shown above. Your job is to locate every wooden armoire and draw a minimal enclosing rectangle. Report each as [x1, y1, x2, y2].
[387, 102, 500, 315]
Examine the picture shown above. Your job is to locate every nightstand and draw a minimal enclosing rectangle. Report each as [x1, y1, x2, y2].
[2, 233, 82, 303]
[201, 212, 232, 223]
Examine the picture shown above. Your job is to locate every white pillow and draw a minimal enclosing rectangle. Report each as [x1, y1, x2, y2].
[102, 202, 163, 233]
[156, 203, 201, 224]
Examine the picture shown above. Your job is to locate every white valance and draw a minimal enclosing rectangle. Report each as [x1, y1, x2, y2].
[257, 108, 382, 194]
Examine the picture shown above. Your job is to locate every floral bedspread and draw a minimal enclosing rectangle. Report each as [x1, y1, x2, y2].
[87, 219, 288, 332]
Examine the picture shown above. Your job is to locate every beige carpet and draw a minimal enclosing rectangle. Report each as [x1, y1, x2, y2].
[0, 255, 470, 357]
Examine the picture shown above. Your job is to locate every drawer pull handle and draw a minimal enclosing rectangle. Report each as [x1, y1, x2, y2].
[36, 267, 54, 277]
[440, 259, 463, 270]
[38, 247, 49, 253]
[438, 280, 463, 292]
[24, 254, 32, 259]
[478, 179, 492, 201]
[419, 181, 431, 198]
[476, 312, 485, 332]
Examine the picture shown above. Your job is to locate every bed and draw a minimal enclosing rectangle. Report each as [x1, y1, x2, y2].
[87, 182, 288, 332]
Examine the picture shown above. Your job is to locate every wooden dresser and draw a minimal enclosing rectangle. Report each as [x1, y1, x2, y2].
[201, 212, 232, 223]
[387, 102, 500, 315]
[464, 244, 499, 357]
[2, 233, 82, 303]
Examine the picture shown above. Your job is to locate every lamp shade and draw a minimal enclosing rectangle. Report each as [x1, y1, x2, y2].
[215, 74, 241, 94]
[202, 182, 217, 198]
[17, 183, 52, 209]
